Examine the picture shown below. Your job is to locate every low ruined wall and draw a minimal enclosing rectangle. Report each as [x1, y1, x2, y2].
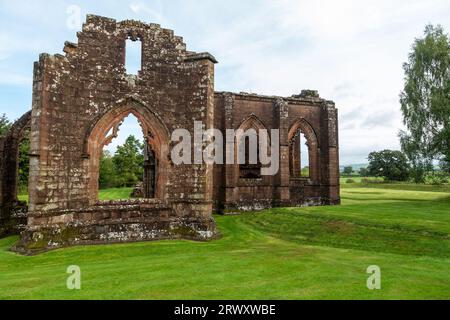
[0, 204, 28, 238]
[13, 199, 218, 255]
[223, 196, 333, 214]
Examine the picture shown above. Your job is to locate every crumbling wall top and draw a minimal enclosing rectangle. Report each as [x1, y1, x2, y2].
[214, 90, 334, 106]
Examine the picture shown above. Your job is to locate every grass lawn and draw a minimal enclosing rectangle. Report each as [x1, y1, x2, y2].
[98, 188, 133, 201]
[18, 188, 133, 203]
[2, 184, 449, 300]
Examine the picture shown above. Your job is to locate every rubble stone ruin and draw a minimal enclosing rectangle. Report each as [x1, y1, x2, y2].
[0, 15, 340, 254]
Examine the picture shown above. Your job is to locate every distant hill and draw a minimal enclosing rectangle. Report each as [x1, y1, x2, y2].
[340, 164, 368, 173]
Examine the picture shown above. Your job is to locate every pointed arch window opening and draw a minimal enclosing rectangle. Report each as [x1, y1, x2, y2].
[236, 116, 271, 180]
[290, 129, 311, 179]
[99, 113, 158, 199]
[239, 135, 263, 180]
[143, 143, 157, 199]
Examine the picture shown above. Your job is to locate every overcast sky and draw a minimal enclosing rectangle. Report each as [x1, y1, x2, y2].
[1, 0, 450, 165]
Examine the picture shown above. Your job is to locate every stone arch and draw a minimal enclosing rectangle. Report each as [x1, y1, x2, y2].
[82, 96, 170, 156]
[237, 114, 269, 134]
[85, 100, 170, 204]
[235, 115, 269, 180]
[1, 111, 32, 206]
[288, 118, 320, 182]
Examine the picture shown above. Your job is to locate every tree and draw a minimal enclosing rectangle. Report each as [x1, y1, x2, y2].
[400, 24, 450, 182]
[367, 150, 410, 182]
[112, 135, 144, 187]
[99, 151, 116, 189]
[439, 158, 450, 174]
[359, 167, 369, 177]
[0, 113, 11, 136]
[343, 166, 354, 176]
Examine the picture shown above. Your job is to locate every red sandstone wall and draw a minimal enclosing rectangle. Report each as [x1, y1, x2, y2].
[213, 91, 340, 211]
[28, 15, 217, 216]
[0, 136, 4, 208]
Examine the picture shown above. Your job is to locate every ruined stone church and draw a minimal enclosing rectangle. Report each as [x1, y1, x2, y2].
[0, 15, 340, 254]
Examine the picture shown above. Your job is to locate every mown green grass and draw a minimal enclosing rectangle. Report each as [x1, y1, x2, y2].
[2, 185, 449, 300]
[97, 188, 133, 201]
[18, 188, 134, 204]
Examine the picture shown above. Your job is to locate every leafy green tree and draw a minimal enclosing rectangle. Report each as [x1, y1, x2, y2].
[343, 166, 354, 176]
[439, 159, 450, 174]
[400, 24, 450, 182]
[112, 135, 144, 187]
[367, 150, 410, 182]
[0, 113, 11, 136]
[99, 151, 117, 189]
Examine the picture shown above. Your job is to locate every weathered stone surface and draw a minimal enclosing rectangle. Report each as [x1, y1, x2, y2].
[12, 199, 218, 255]
[213, 92, 340, 212]
[0, 15, 340, 253]
[0, 112, 31, 237]
[8, 15, 219, 253]
[130, 182, 144, 198]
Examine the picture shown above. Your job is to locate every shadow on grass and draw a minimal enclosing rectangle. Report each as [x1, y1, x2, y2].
[238, 199, 450, 259]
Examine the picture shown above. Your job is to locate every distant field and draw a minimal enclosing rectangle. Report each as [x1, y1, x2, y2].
[340, 177, 450, 193]
[340, 177, 384, 184]
[2, 184, 449, 300]
[17, 182, 449, 203]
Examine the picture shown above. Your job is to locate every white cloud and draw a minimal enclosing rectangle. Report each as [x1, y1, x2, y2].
[192, 0, 450, 164]
[128, 1, 167, 24]
[1, 0, 450, 164]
